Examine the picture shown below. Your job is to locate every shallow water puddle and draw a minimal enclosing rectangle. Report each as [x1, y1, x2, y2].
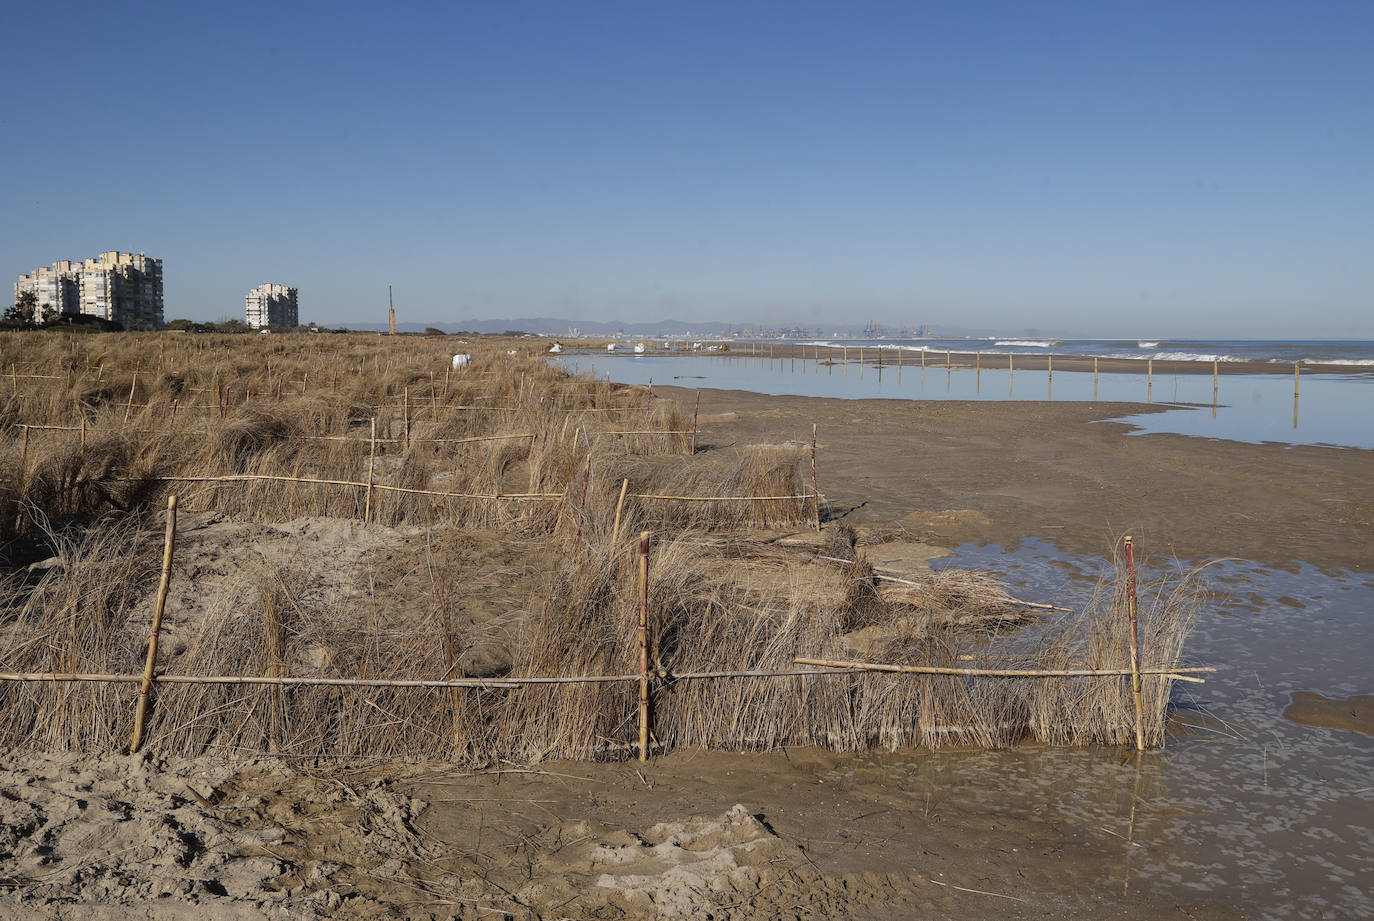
[558, 354, 1374, 449]
[926, 539, 1374, 919]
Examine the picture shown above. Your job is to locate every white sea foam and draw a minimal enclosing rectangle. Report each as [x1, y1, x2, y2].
[1146, 351, 1238, 362]
[994, 339, 1061, 348]
[1137, 340, 1161, 348]
[1299, 358, 1374, 366]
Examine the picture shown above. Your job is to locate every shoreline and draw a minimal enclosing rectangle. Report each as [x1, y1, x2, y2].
[569, 340, 1374, 376]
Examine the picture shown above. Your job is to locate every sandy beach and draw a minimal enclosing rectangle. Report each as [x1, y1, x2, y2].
[664, 385, 1374, 571]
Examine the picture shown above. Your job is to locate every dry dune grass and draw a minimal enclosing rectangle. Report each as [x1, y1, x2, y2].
[0, 332, 807, 535]
[0, 332, 1203, 760]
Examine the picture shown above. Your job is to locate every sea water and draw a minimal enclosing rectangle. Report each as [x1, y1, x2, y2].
[793, 336, 1374, 367]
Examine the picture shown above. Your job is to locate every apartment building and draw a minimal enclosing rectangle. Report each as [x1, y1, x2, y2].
[14, 260, 82, 320]
[245, 283, 298, 329]
[15, 251, 164, 329]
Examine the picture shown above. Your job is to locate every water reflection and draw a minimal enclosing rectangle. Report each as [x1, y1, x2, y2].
[932, 539, 1374, 919]
[558, 354, 1374, 450]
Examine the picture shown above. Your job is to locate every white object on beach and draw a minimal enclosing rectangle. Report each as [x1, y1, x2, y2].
[633, 342, 646, 354]
[451, 353, 473, 370]
[607, 343, 616, 352]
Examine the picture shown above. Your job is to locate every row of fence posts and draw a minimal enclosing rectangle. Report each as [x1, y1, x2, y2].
[7, 491, 1191, 758]
[730, 343, 1305, 424]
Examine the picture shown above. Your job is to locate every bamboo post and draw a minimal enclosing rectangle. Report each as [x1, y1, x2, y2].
[430, 373, 438, 418]
[130, 495, 177, 754]
[1147, 358, 1153, 402]
[170, 398, 178, 427]
[1294, 361, 1300, 397]
[80, 415, 86, 449]
[946, 349, 951, 370]
[612, 477, 629, 542]
[403, 386, 410, 450]
[573, 453, 592, 545]
[1212, 360, 1219, 405]
[811, 423, 821, 531]
[1094, 357, 1099, 401]
[687, 393, 697, 459]
[19, 425, 29, 472]
[638, 531, 651, 762]
[1124, 535, 1145, 751]
[365, 418, 377, 524]
[123, 371, 137, 423]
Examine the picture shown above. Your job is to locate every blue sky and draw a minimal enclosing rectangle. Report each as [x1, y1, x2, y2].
[3, 1, 1370, 336]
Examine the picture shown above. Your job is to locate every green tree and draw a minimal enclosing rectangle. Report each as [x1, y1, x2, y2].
[6, 290, 39, 326]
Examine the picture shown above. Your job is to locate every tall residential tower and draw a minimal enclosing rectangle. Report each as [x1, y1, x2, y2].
[15, 251, 163, 329]
[245, 284, 298, 329]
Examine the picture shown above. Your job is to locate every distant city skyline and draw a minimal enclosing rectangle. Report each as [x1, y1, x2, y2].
[3, 2, 1370, 338]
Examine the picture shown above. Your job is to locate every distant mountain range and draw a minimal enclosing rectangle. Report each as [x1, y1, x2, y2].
[343, 317, 1004, 338]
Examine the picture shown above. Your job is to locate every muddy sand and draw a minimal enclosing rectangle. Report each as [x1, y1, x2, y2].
[5, 389, 1372, 920]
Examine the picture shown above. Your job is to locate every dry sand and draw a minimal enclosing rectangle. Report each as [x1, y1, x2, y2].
[8, 383, 1371, 919]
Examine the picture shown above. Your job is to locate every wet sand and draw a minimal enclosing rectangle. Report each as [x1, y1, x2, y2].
[664, 385, 1374, 571]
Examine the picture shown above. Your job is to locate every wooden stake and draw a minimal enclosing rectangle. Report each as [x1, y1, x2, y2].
[1147, 358, 1153, 402]
[1124, 535, 1145, 751]
[638, 531, 651, 762]
[612, 477, 629, 542]
[1094, 356, 1099, 401]
[573, 453, 592, 545]
[80, 415, 86, 449]
[365, 418, 377, 524]
[692, 390, 703, 453]
[1294, 361, 1300, 397]
[403, 386, 410, 450]
[1212, 360, 1219, 405]
[811, 423, 821, 531]
[130, 495, 177, 753]
[645, 377, 653, 409]
[793, 657, 1210, 681]
[123, 372, 137, 423]
[19, 425, 29, 472]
